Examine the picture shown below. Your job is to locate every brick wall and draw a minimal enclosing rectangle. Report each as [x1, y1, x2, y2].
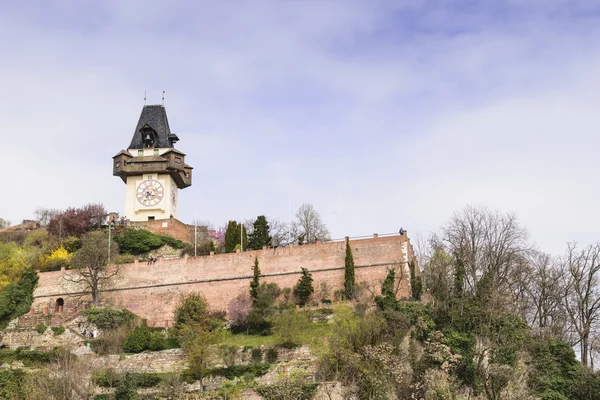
[127, 218, 194, 243]
[33, 234, 414, 327]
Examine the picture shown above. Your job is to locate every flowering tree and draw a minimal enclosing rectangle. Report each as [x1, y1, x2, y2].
[228, 291, 253, 328]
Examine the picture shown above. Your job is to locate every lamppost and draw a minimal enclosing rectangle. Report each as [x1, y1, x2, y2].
[108, 222, 115, 263]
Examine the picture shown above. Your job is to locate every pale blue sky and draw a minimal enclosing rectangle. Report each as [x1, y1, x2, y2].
[1, 1, 599, 253]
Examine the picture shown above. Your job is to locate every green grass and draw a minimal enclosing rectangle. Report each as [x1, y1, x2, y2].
[298, 322, 333, 345]
[223, 333, 278, 347]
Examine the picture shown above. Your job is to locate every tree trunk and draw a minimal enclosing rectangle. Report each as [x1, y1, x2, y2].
[92, 279, 99, 306]
[581, 335, 589, 367]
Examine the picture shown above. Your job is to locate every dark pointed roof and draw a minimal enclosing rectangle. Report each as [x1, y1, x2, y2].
[128, 105, 177, 149]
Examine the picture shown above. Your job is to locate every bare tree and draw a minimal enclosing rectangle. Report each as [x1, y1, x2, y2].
[443, 206, 528, 302]
[268, 217, 290, 247]
[190, 219, 212, 228]
[64, 231, 120, 306]
[421, 235, 454, 308]
[25, 347, 93, 399]
[563, 242, 600, 367]
[0, 217, 10, 229]
[295, 203, 330, 244]
[33, 207, 61, 227]
[521, 251, 567, 334]
[413, 231, 433, 267]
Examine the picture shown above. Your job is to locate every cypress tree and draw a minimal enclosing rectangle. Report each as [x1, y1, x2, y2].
[247, 216, 272, 250]
[250, 257, 260, 302]
[409, 260, 422, 301]
[344, 237, 355, 300]
[294, 268, 314, 306]
[239, 224, 248, 251]
[224, 221, 248, 253]
[224, 221, 239, 253]
[376, 268, 397, 310]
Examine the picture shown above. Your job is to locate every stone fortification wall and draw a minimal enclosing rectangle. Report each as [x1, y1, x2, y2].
[32, 234, 414, 327]
[127, 218, 194, 243]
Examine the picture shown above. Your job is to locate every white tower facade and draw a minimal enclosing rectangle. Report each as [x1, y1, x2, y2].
[113, 105, 192, 222]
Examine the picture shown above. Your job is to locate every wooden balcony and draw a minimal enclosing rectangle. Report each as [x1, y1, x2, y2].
[113, 153, 192, 189]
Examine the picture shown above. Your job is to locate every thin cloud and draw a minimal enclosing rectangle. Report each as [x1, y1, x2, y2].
[0, 1, 598, 254]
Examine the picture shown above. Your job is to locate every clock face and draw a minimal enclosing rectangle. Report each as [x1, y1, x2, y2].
[136, 179, 164, 207]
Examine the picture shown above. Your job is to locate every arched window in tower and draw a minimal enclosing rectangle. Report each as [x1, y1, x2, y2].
[141, 126, 156, 148]
[55, 298, 64, 313]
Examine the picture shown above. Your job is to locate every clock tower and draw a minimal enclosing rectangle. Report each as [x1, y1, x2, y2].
[112, 105, 193, 222]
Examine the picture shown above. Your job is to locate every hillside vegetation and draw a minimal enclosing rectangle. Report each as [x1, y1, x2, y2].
[1, 204, 600, 399]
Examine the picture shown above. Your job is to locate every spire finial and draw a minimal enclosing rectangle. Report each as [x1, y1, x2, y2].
[162, 90, 165, 106]
[144, 91, 147, 105]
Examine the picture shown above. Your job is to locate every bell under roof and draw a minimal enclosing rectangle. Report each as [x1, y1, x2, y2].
[128, 105, 179, 149]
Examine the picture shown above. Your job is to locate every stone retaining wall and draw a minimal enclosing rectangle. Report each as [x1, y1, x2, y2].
[32, 234, 416, 326]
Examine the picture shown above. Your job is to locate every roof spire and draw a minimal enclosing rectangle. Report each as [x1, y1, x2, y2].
[162, 90, 165, 106]
[144, 90, 147, 105]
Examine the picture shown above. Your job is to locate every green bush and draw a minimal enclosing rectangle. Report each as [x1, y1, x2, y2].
[271, 310, 309, 348]
[36, 323, 47, 334]
[529, 339, 585, 400]
[0, 370, 27, 399]
[257, 380, 318, 400]
[52, 326, 66, 336]
[61, 236, 82, 253]
[148, 331, 167, 351]
[114, 229, 163, 254]
[0, 349, 53, 366]
[293, 268, 314, 306]
[114, 374, 139, 400]
[112, 254, 136, 264]
[171, 293, 225, 344]
[0, 268, 39, 329]
[246, 282, 282, 334]
[159, 235, 185, 249]
[81, 307, 136, 330]
[396, 302, 435, 340]
[265, 347, 278, 363]
[123, 324, 152, 353]
[113, 229, 185, 255]
[130, 373, 162, 388]
[39, 256, 69, 271]
[95, 370, 163, 388]
[207, 363, 271, 379]
[251, 348, 262, 363]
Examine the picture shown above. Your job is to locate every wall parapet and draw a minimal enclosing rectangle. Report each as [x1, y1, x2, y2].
[32, 233, 415, 326]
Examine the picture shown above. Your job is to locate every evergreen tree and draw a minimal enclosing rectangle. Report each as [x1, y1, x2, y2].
[240, 224, 248, 251]
[224, 221, 248, 253]
[294, 268, 314, 306]
[224, 221, 238, 253]
[247, 216, 272, 250]
[409, 260, 422, 301]
[250, 257, 260, 302]
[375, 268, 397, 310]
[453, 251, 465, 298]
[344, 237, 355, 300]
